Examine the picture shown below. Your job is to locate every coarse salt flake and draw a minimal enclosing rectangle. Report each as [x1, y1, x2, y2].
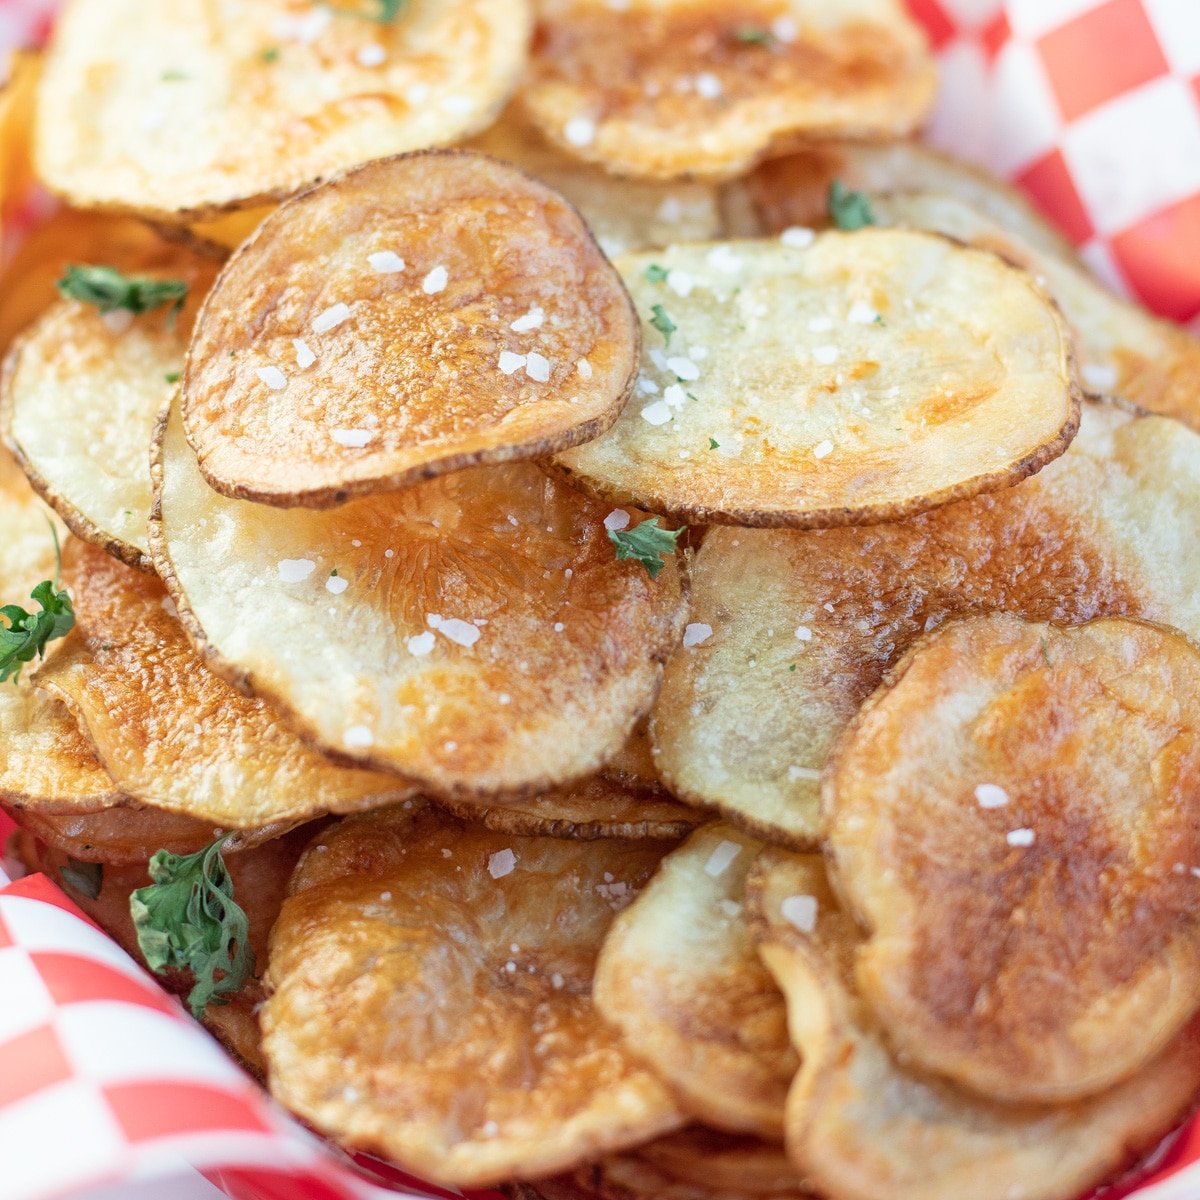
[326, 575, 349, 595]
[695, 71, 722, 99]
[604, 509, 631, 532]
[795, 625, 813, 641]
[368, 250, 406, 273]
[781, 895, 818, 933]
[812, 441, 833, 459]
[437, 618, 481, 648]
[975, 784, 1009, 809]
[344, 725, 374, 749]
[312, 303, 351, 333]
[719, 899, 742, 918]
[564, 116, 597, 146]
[848, 301, 879, 324]
[525, 351, 551, 382]
[788, 765, 820, 782]
[667, 269, 694, 297]
[1007, 828, 1035, 847]
[807, 315, 834, 333]
[812, 346, 839, 365]
[707, 245, 742, 274]
[576, 357, 593, 380]
[293, 338, 316, 369]
[704, 839, 743, 877]
[667, 356, 699, 381]
[641, 400, 672, 426]
[489, 849, 517, 879]
[498, 351, 526, 376]
[102, 310, 134, 335]
[356, 43, 387, 67]
[277, 558, 315, 582]
[683, 623, 713, 648]
[1082, 363, 1118, 392]
[422, 265, 448, 294]
[510, 306, 545, 332]
[331, 428, 374, 448]
[781, 226, 815, 249]
[256, 366, 287, 391]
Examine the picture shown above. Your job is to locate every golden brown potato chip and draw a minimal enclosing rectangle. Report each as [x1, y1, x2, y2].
[263, 807, 683, 1186]
[553, 231, 1079, 528]
[36, 0, 532, 221]
[0, 51, 39, 256]
[600, 719, 664, 795]
[866, 191, 1200, 431]
[34, 539, 414, 829]
[748, 849, 1200, 1200]
[153, 205, 278, 260]
[652, 400, 1200, 846]
[467, 106, 723, 257]
[746, 141, 1077, 261]
[151, 403, 687, 799]
[595, 823, 795, 1137]
[2, 256, 216, 569]
[826, 613, 1200, 1104]
[183, 152, 639, 508]
[521, 1, 935, 181]
[438, 774, 700, 840]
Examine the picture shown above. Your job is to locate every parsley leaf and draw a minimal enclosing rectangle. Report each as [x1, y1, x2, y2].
[609, 518, 684, 580]
[130, 838, 253, 1020]
[644, 264, 669, 284]
[708, 437, 720, 449]
[261, 46, 280, 63]
[1, 524, 74, 685]
[734, 25, 773, 45]
[827, 180, 875, 231]
[58, 265, 188, 317]
[649, 304, 676, 346]
[164, 371, 181, 384]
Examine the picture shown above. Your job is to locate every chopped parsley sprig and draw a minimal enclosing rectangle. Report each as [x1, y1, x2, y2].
[827, 180, 875, 231]
[649, 303, 677, 346]
[58, 265, 188, 317]
[0, 523, 74, 685]
[130, 837, 253, 1020]
[609, 518, 684, 580]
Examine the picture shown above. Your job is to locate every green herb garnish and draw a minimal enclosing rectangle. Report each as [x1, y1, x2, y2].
[649, 304, 676, 346]
[164, 371, 181, 384]
[609, 518, 684, 580]
[644, 264, 669, 284]
[827, 180, 875, 231]
[161, 69, 188, 82]
[708, 437, 720, 449]
[1, 523, 74, 685]
[60, 858, 103, 900]
[261, 46, 280, 63]
[58, 265, 188, 317]
[734, 25, 773, 45]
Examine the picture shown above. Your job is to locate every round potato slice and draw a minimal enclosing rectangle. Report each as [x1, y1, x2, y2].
[553, 231, 1079, 528]
[748, 849, 1200, 1200]
[34, 539, 414, 830]
[438, 774, 700, 840]
[652, 400, 1200, 846]
[183, 151, 639, 509]
[521, 0, 935, 182]
[2, 255, 216, 569]
[35, 0, 532, 221]
[826, 613, 1200, 1104]
[151, 404, 687, 798]
[595, 824, 795, 1137]
[263, 807, 683, 1187]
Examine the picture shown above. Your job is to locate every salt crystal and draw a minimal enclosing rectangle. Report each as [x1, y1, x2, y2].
[422, 265, 448, 294]
[641, 400, 672, 426]
[344, 725, 374, 749]
[781, 227, 815, 249]
[525, 351, 551, 382]
[683, 623, 713, 648]
[510, 306, 545, 332]
[293, 338, 316, 369]
[1007, 828, 1035, 847]
[795, 625, 813, 641]
[564, 116, 597, 146]
[812, 440, 834, 459]
[704, 839, 743, 877]
[848, 301, 879, 324]
[788, 765, 820, 782]
[326, 575, 349, 595]
[312, 303, 351, 333]
[604, 509, 631, 531]
[489, 849, 517, 879]
[667, 269, 694, 297]
[356, 43, 387, 67]
[667, 356, 699, 381]
[277, 558, 315, 582]
[781, 894, 818, 933]
[812, 346, 839, 365]
[437, 618, 482, 648]
[256, 365, 287, 391]
[331, 428, 373, 448]
[975, 784, 1009, 809]
[498, 351, 526, 375]
[368, 250, 406, 273]
[576, 357, 593, 380]
[407, 631, 436, 656]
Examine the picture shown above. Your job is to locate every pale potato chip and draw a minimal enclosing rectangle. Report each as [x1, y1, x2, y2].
[554, 231, 1079, 528]
[263, 807, 683, 1187]
[595, 823, 795, 1137]
[747, 141, 1077, 261]
[438, 774, 700, 840]
[467, 106, 723, 256]
[183, 152, 639, 508]
[827, 613, 1200, 1103]
[748, 849, 1200, 1200]
[652, 401, 1200, 846]
[867, 191, 1200, 431]
[36, 0, 532, 221]
[2, 255, 215, 569]
[151, 404, 686, 798]
[600, 719, 663, 795]
[34, 539, 415, 829]
[521, 1, 935, 181]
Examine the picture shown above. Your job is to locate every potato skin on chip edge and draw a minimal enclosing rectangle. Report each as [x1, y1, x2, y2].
[181, 150, 640, 510]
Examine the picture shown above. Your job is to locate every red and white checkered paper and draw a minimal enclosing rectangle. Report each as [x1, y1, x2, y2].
[3, 2, 1200, 1198]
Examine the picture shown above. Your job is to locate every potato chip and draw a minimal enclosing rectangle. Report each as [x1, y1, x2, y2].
[36, 0, 532, 221]
[826, 613, 1200, 1103]
[652, 400, 1200, 846]
[521, 1, 936, 181]
[263, 807, 683, 1186]
[600, 719, 663, 795]
[866, 191, 1200, 430]
[467, 106, 723, 257]
[2, 256, 215, 569]
[747, 141, 1077, 261]
[183, 152, 639, 508]
[151, 404, 686, 798]
[438, 774, 700, 840]
[594, 823, 795, 1137]
[553, 231, 1079, 528]
[154, 205, 278, 260]
[34, 539, 414, 829]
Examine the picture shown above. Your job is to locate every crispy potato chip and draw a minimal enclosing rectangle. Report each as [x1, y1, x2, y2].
[34, 539, 414, 829]
[595, 823, 795, 1137]
[866, 191, 1200, 431]
[553, 231, 1079, 528]
[2, 256, 216, 569]
[151, 403, 686, 798]
[467, 106, 723, 256]
[652, 400, 1200, 846]
[438, 774, 700, 840]
[521, 1, 936, 182]
[183, 152, 639, 508]
[263, 807, 683, 1186]
[747, 142, 1077, 261]
[0, 51, 39, 255]
[826, 613, 1200, 1104]
[36, 0, 532, 221]
[600, 719, 664, 795]
[153, 205, 278, 260]
[748, 849, 1200, 1200]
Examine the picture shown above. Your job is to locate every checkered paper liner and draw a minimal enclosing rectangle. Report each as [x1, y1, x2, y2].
[3, 1, 1200, 1198]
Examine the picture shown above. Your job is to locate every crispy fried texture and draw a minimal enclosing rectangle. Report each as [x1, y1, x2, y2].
[826, 613, 1200, 1103]
[183, 152, 639, 508]
[521, 1, 935, 181]
[151, 403, 687, 799]
[600, 719, 664, 795]
[554, 231, 1079, 528]
[438, 774, 700, 840]
[263, 808, 683, 1186]
[467, 106, 723, 257]
[0, 51, 39, 258]
[748, 850, 1200, 1200]
[867, 192, 1200, 431]
[1, 256, 215, 569]
[158, 205, 278, 260]
[652, 401, 1200, 846]
[35, 0, 532, 221]
[34, 540, 414, 829]
[594, 824, 795, 1136]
